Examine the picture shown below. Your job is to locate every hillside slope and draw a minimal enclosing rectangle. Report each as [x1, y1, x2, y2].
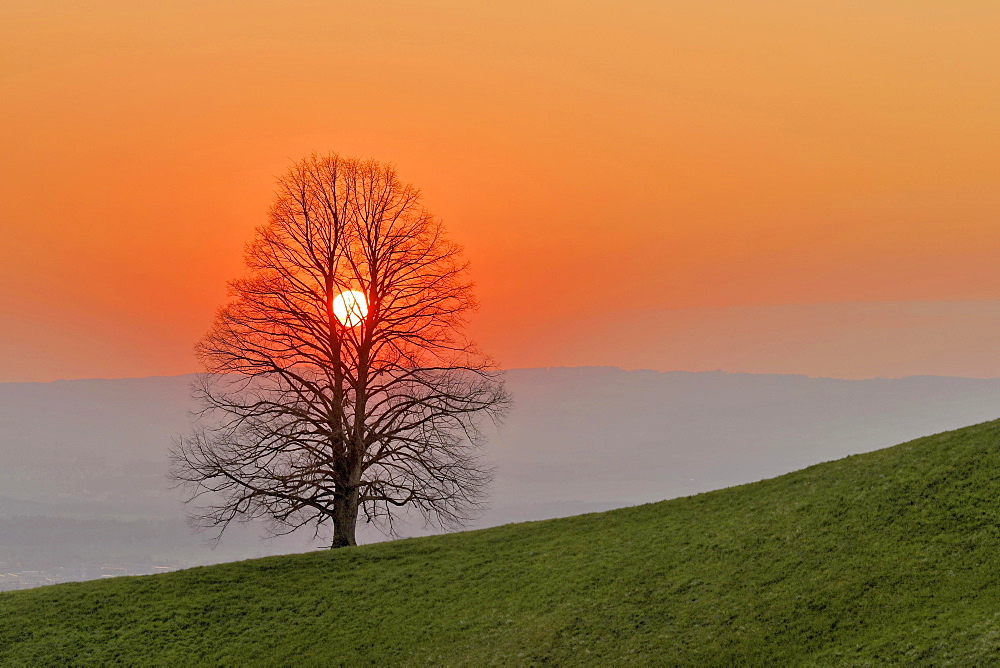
[6, 369, 1000, 583]
[4, 420, 1000, 665]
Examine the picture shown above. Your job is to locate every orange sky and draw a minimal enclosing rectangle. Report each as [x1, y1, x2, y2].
[3, 1, 1000, 381]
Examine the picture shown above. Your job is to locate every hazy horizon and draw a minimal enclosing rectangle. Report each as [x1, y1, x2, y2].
[12, 362, 1000, 386]
[5, 365, 1000, 590]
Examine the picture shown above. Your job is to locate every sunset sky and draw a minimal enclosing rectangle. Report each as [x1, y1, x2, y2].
[3, 1, 1000, 382]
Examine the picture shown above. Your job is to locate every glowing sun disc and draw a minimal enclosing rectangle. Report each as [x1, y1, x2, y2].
[332, 290, 368, 327]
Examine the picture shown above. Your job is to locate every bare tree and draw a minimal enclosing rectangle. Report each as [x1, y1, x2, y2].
[171, 154, 509, 548]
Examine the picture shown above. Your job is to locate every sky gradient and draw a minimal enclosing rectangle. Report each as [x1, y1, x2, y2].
[3, 1, 1000, 381]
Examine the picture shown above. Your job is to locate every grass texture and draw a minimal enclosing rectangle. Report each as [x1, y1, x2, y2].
[4, 420, 1000, 665]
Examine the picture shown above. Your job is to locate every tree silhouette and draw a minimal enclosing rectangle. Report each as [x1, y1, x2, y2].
[171, 154, 509, 547]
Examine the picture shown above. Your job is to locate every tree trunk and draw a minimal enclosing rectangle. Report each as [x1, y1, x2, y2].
[330, 487, 360, 548]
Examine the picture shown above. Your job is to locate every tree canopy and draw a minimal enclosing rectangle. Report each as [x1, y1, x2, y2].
[172, 154, 508, 547]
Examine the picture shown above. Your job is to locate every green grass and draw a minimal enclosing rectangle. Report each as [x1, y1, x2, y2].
[5, 420, 1000, 665]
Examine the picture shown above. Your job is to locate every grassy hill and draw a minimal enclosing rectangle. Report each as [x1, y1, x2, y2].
[4, 420, 1000, 665]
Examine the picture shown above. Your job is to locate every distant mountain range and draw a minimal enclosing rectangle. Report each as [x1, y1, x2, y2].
[2, 368, 1000, 577]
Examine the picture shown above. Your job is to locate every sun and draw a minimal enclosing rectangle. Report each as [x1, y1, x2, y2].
[332, 290, 368, 327]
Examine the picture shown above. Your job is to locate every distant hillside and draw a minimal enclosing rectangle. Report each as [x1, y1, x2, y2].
[4, 420, 1000, 664]
[3, 368, 1000, 580]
